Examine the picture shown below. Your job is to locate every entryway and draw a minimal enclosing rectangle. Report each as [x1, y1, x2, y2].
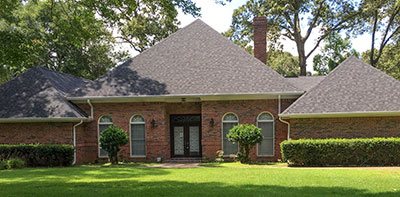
[170, 115, 202, 157]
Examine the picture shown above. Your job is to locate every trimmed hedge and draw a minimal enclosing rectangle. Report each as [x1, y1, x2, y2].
[0, 144, 74, 167]
[281, 138, 400, 167]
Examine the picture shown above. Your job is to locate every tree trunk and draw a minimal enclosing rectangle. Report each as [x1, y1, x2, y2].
[297, 41, 307, 76]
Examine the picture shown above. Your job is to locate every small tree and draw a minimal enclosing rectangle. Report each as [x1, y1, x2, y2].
[227, 124, 263, 163]
[99, 125, 129, 164]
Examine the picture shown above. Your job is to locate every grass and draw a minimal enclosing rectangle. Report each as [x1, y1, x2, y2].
[1, 162, 400, 196]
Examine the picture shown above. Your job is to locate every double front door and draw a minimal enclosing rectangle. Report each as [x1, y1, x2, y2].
[170, 115, 201, 157]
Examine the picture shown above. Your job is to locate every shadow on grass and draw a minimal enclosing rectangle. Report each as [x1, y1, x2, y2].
[0, 179, 398, 196]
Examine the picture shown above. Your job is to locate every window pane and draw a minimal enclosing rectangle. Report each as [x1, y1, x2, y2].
[258, 113, 273, 121]
[131, 115, 145, 123]
[131, 124, 145, 139]
[223, 122, 238, 155]
[99, 123, 112, 157]
[132, 140, 145, 155]
[100, 116, 112, 123]
[259, 139, 274, 155]
[259, 122, 274, 138]
[131, 124, 146, 156]
[223, 113, 238, 121]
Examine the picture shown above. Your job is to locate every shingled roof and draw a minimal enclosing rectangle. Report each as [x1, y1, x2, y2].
[72, 19, 301, 98]
[286, 76, 325, 92]
[0, 67, 89, 121]
[280, 56, 400, 118]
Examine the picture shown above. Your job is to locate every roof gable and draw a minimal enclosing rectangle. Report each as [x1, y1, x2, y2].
[0, 67, 89, 119]
[74, 19, 301, 97]
[281, 56, 400, 117]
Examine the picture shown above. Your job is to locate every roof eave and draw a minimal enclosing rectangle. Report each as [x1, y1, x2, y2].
[0, 117, 91, 123]
[67, 92, 304, 103]
[279, 111, 400, 119]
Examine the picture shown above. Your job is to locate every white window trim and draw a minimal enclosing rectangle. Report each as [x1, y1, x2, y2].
[98, 115, 113, 158]
[129, 114, 146, 158]
[221, 112, 240, 157]
[256, 112, 275, 157]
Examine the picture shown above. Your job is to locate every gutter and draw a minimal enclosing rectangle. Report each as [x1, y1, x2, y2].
[279, 111, 400, 119]
[277, 95, 291, 140]
[67, 92, 304, 103]
[72, 120, 83, 165]
[0, 117, 89, 123]
[87, 99, 94, 120]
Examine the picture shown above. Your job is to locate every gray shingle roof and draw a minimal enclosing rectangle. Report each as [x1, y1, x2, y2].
[73, 19, 301, 97]
[0, 67, 89, 119]
[286, 76, 325, 92]
[281, 56, 400, 117]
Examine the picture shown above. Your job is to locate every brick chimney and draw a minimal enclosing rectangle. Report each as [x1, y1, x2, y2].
[253, 16, 267, 64]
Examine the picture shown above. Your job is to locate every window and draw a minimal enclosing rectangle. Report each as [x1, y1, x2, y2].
[130, 115, 146, 157]
[257, 112, 274, 156]
[222, 113, 239, 156]
[98, 115, 113, 157]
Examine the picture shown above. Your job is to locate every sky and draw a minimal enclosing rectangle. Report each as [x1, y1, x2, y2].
[176, 0, 373, 72]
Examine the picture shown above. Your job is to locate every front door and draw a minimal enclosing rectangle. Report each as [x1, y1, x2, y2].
[170, 115, 201, 157]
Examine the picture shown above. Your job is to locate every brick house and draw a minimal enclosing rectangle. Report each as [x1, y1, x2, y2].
[1, 19, 400, 164]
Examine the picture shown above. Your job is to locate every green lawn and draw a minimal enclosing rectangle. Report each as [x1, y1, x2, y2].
[1, 163, 400, 196]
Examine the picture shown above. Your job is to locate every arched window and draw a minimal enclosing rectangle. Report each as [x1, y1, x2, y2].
[130, 115, 146, 157]
[98, 115, 113, 157]
[222, 113, 239, 156]
[257, 112, 275, 156]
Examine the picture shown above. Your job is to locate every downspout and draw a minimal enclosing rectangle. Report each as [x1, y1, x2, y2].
[72, 99, 94, 165]
[278, 95, 291, 140]
[72, 120, 83, 165]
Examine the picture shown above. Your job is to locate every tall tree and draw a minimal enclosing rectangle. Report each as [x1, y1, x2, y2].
[268, 50, 299, 77]
[358, 0, 400, 67]
[362, 43, 400, 80]
[222, 0, 360, 76]
[84, 0, 200, 52]
[313, 32, 359, 75]
[0, 0, 201, 83]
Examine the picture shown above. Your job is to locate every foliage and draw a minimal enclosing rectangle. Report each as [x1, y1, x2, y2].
[6, 158, 25, 169]
[227, 124, 263, 163]
[313, 32, 359, 75]
[0, 160, 7, 170]
[281, 138, 400, 167]
[0, 0, 201, 83]
[268, 50, 299, 77]
[99, 125, 129, 164]
[222, 0, 360, 76]
[362, 43, 400, 80]
[357, 0, 400, 67]
[0, 144, 74, 167]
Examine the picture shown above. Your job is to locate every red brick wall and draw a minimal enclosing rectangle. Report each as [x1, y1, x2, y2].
[76, 99, 294, 163]
[201, 99, 294, 161]
[0, 123, 73, 144]
[289, 116, 400, 139]
[76, 102, 168, 163]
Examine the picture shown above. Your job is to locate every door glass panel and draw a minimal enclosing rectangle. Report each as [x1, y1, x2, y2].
[189, 126, 200, 155]
[174, 126, 184, 155]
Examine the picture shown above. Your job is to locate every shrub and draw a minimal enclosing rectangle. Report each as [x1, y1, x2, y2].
[281, 138, 400, 167]
[0, 144, 74, 167]
[227, 124, 263, 163]
[7, 158, 25, 169]
[0, 160, 7, 170]
[99, 125, 129, 164]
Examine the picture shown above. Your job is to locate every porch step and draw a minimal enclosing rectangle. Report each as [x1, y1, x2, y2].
[166, 157, 202, 163]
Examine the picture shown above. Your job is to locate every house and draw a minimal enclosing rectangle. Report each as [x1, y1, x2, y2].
[1, 19, 400, 164]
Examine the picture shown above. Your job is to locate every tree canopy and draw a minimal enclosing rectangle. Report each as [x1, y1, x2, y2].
[0, 0, 201, 83]
[222, 0, 360, 76]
